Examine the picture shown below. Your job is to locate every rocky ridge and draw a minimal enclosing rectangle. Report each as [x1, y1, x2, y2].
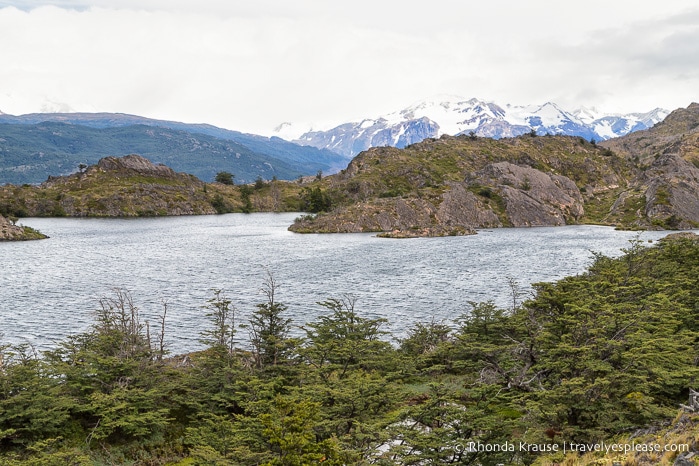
[599, 102, 699, 229]
[290, 134, 627, 236]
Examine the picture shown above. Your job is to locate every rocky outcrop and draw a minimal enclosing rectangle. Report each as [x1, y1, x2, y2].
[641, 153, 699, 229]
[291, 159, 589, 236]
[290, 135, 624, 236]
[603, 151, 699, 230]
[0, 215, 46, 241]
[289, 195, 477, 237]
[637, 154, 699, 229]
[94, 154, 178, 177]
[290, 197, 461, 235]
[469, 162, 584, 227]
[436, 183, 501, 228]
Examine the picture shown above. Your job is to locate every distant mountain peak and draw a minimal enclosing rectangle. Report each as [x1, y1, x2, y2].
[281, 97, 671, 157]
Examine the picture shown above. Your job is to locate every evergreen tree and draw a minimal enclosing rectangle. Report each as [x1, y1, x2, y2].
[247, 273, 294, 370]
[215, 171, 235, 185]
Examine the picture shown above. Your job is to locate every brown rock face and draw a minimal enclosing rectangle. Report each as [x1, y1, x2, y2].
[641, 153, 699, 228]
[291, 160, 591, 236]
[437, 183, 501, 228]
[292, 159, 590, 236]
[471, 162, 584, 227]
[0, 215, 23, 240]
[95, 154, 178, 178]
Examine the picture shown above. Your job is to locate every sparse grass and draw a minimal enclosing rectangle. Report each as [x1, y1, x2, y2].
[654, 186, 671, 206]
[582, 188, 626, 225]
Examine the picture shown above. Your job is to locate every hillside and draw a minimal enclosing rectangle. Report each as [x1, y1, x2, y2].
[0, 111, 349, 171]
[290, 134, 632, 236]
[598, 102, 699, 230]
[0, 117, 347, 185]
[0, 154, 307, 218]
[0, 155, 219, 217]
[601, 102, 699, 164]
[290, 104, 699, 236]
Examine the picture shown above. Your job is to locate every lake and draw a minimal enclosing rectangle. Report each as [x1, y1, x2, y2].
[0, 213, 676, 354]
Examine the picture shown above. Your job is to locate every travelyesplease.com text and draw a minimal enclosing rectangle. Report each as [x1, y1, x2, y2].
[462, 441, 689, 455]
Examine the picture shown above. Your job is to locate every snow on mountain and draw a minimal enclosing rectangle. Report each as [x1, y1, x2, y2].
[383, 96, 505, 135]
[572, 106, 603, 124]
[588, 108, 669, 141]
[270, 121, 315, 141]
[292, 117, 439, 158]
[272, 122, 299, 140]
[274, 96, 669, 158]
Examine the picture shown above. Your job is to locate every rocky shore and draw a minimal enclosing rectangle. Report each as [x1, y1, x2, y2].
[0, 215, 46, 241]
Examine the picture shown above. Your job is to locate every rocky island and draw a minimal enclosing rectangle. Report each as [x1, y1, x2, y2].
[0, 154, 307, 219]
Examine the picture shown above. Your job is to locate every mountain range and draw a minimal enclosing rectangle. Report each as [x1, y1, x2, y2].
[0, 98, 672, 185]
[275, 96, 669, 158]
[0, 112, 346, 185]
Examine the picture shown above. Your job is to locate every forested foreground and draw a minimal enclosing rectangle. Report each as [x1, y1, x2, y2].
[2, 235, 699, 465]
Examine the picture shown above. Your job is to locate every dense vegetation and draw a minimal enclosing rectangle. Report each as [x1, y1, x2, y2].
[2, 234, 699, 465]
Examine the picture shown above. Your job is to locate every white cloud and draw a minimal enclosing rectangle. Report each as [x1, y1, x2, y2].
[0, 1, 697, 133]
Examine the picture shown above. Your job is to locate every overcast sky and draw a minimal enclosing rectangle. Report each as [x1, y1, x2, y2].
[1, 1, 698, 134]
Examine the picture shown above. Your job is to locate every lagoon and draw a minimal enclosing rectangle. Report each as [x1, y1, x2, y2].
[0, 213, 675, 353]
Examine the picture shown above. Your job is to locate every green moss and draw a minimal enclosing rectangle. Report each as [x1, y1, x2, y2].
[20, 225, 48, 240]
[654, 186, 671, 206]
[613, 192, 647, 228]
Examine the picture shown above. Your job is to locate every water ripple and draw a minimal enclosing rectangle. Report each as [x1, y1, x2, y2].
[0, 214, 674, 354]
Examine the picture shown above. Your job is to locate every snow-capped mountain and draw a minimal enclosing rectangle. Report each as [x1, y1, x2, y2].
[277, 97, 669, 158]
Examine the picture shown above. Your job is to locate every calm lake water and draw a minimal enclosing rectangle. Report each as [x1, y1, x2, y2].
[0, 214, 676, 354]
